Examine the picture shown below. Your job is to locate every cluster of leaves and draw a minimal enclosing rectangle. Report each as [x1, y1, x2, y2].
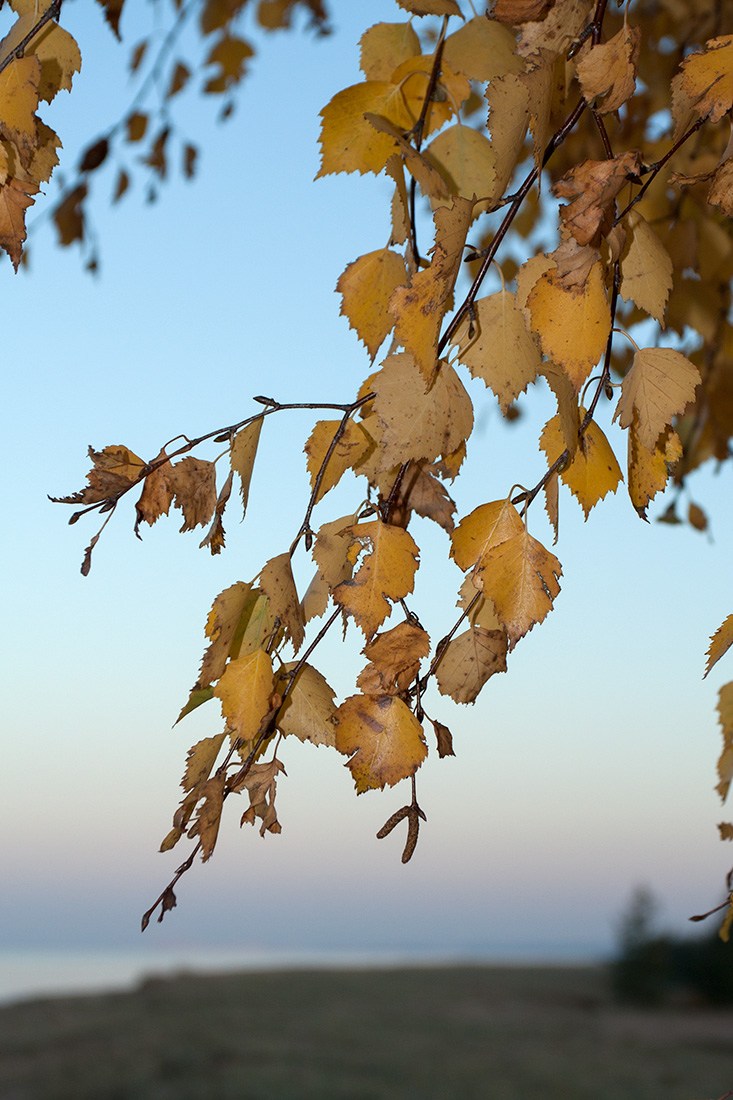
[37, 0, 733, 933]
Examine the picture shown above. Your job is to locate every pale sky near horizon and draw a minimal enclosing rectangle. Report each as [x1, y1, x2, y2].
[3, 0, 733, 981]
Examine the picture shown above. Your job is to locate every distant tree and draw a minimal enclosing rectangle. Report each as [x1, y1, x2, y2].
[612, 887, 733, 1005]
[4, 0, 733, 933]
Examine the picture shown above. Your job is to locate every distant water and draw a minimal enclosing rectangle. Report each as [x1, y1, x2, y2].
[0, 945, 602, 1006]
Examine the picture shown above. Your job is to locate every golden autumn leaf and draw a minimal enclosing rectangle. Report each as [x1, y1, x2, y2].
[528, 262, 611, 392]
[716, 681, 733, 801]
[333, 693, 427, 793]
[435, 625, 508, 704]
[442, 16, 523, 82]
[395, 0, 462, 13]
[679, 35, 733, 125]
[517, 0, 593, 57]
[476, 528, 562, 649]
[371, 353, 473, 467]
[423, 124, 497, 207]
[544, 469, 560, 543]
[457, 575, 503, 632]
[450, 287, 542, 414]
[485, 73, 530, 201]
[0, 55, 40, 167]
[276, 662, 337, 747]
[214, 646, 275, 742]
[0, 175, 37, 269]
[3, 0, 81, 102]
[259, 552, 305, 653]
[389, 197, 474, 381]
[316, 80, 413, 177]
[312, 514, 362, 591]
[359, 21, 420, 81]
[230, 418, 263, 517]
[705, 616, 733, 679]
[626, 420, 682, 519]
[337, 248, 408, 360]
[196, 581, 255, 688]
[619, 210, 674, 326]
[614, 347, 700, 451]
[333, 520, 419, 639]
[540, 413, 623, 518]
[575, 23, 641, 114]
[450, 498, 524, 572]
[181, 732, 227, 794]
[305, 418, 372, 504]
[357, 620, 430, 695]
[367, 114, 451, 208]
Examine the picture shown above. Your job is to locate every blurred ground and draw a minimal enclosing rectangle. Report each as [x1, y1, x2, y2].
[1, 966, 731, 1099]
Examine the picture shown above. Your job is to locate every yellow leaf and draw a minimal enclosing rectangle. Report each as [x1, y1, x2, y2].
[395, 0, 462, 13]
[333, 693, 427, 793]
[423, 124, 497, 208]
[259, 552, 305, 653]
[614, 347, 700, 450]
[0, 2, 80, 103]
[626, 420, 682, 519]
[476, 528, 562, 649]
[0, 55, 40, 167]
[442, 16, 523, 82]
[0, 175, 36, 270]
[450, 287, 542, 414]
[305, 419, 372, 504]
[680, 35, 733, 125]
[457, 575, 503, 632]
[435, 625, 508, 703]
[619, 211, 674, 326]
[194, 580, 277, 690]
[181, 732, 226, 794]
[485, 73, 530, 201]
[337, 248, 408, 360]
[230, 418, 263, 518]
[575, 23, 641, 114]
[316, 81, 413, 177]
[544, 469, 559, 543]
[357, 620, 430, 695]
[371, 353, 473, 467]
[389, 197, 474, 381]
[366, 114, 450, 207]
[527, 262, 611, 393]
[540, 413, 623, 518]
[359, 21, 420, 81]
[450, 498, 524, 572]
[716, 681, 733, 801]
[277, 663, 337, 747]
[333, 520, 419, 639]
[312, 515, 362, 591]
[705, 616, 733, 679]
[214, 647, 275, 741]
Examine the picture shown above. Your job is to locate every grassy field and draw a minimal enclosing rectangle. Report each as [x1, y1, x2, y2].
[1, 965, 731, 1100]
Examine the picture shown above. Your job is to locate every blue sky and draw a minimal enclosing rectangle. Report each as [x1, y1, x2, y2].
[2, 0, 732, 976]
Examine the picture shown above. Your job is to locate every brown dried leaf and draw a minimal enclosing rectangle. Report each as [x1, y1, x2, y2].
[259, 552, 305, 653]
[435, 626, 508, 703]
